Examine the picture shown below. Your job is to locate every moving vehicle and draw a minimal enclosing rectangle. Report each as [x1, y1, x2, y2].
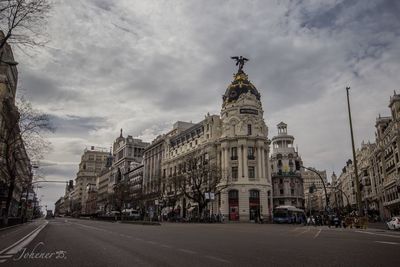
[273, 205, 305, 224]
[386, 216, 400, 230]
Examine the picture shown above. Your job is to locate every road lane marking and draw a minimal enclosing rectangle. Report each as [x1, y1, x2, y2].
[0, 221, 48, 255]
[204, 255, 231, 263]
[0, 255, 13, 258]
[290, 227, 302, 232]
[72, 222, 109, 233]
[146, 241, 158, 245]
[160, 244, 172, 249]
[375, 241, 399, 245]
[0, 221, 48, 263]
[355, 230, 400, 239]
[295, 228, 310, 236]
[314, 229, 322, 239]
[6, 222, 48, 255]
[178, 248, 197, 254]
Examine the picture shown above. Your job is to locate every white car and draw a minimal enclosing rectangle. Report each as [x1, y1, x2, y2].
[386, 217, 400, 230]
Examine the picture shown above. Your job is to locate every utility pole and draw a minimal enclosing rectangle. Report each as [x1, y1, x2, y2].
[346, 86, 363, 216]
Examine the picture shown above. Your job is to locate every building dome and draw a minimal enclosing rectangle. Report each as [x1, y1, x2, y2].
[223, 70, 261, 103]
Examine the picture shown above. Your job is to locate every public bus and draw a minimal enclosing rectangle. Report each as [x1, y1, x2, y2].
[273, 205, 305, 224]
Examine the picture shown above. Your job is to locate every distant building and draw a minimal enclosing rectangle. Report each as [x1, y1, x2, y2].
[110, 130, 148, 187]
[127, 163, 144, 209]
[270, 122, 304, 209]
[96, 151, 113, 214]
[302, 168, 327, 192]
[63, 180, 74, 216]
[84, 183, 97, 215]
[73, 146, 108, 215]
[54, 197, 65, 216]
[142, 134, 166, 211]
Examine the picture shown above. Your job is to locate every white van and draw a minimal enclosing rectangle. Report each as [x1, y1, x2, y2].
[122, 209, 141, 220]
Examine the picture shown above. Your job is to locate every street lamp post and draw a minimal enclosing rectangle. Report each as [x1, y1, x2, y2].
[345, 86, 363, 216]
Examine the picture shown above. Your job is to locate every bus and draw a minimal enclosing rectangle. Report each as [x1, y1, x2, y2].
[273, 205, 305, 224]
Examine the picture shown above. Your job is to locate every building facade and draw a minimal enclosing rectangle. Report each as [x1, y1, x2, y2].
[127, 163, 144, 210]
[151, 67, 273, 222]
[0, 31, 33, 222]
[74, 146, 108, 215]
[142, 134, 169, 211]
[270, 122, 304, 209]
[302, 169, 327, 192]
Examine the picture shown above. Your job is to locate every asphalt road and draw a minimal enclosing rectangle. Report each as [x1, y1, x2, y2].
[1, 218, 399, 267]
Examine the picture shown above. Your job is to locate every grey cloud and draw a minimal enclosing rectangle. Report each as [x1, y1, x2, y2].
[49, 114, 109, 137]
[13, 0, 400, 200]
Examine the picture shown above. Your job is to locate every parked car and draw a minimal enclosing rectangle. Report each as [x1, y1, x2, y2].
[386, 216, 400, 230]
[122, 209, 141, 220]
[106, 211, 120, 216]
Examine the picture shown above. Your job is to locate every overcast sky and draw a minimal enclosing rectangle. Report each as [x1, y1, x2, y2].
[14, 0, 400, 211]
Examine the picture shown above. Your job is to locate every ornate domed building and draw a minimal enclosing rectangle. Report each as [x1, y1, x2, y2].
[218, 69, 272, 221]
[148, 59, 273, 222]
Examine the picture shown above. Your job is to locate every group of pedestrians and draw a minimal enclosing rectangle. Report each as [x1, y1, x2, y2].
[306, 214, 343, 228]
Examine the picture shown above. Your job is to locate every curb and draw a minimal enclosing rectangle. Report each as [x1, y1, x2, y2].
[0, 221, 31, 232]
[120, 221, 161, 226]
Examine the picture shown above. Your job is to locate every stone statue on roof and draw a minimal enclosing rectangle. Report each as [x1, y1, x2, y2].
[231, 56, 249, 72]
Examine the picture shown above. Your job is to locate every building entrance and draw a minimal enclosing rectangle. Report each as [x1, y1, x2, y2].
[249, 190, 260, 221]
[229, 190, 239, 221]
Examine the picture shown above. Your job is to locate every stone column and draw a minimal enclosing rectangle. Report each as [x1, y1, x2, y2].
[261, 144, 265, 179]
[257, 142, 262, 179]
[238, 145, 243, 179]
[243, 143, 248, 178]
[221, 147, 225, 178]
[238, 139, 246, 178]
[224, 145, 229, 179]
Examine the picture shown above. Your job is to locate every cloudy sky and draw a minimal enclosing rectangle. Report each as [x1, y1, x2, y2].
[13, 0, 400, 211]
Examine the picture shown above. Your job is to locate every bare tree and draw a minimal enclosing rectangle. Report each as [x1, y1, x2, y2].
[169, 150, 232, 219]
[0, 0, 50, 53]
[0, 95, 53, 225]
[111, 180, 133, 218]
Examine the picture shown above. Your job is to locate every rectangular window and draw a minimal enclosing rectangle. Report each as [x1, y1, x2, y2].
[232, 167, 238, 181]
[291, 189, 294, 196]
[280, 189, 284, 195]
[247, 124, 252, 135]
[248, 166, 255, 179]
[248, 147, 255, 160]
[231, 147, 238, 160]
